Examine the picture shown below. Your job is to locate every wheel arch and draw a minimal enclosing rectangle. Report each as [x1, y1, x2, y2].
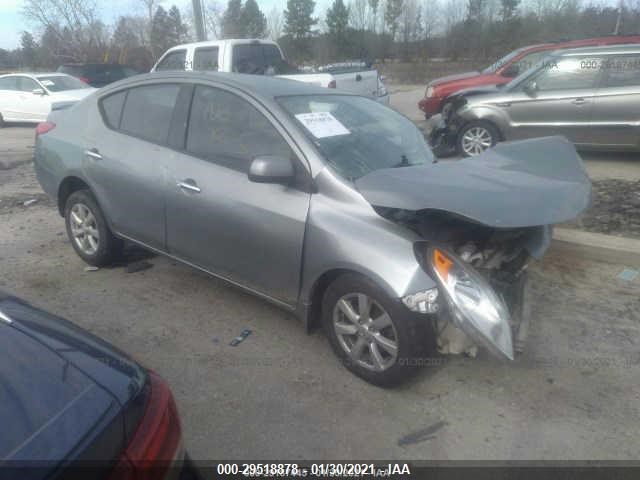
[298, 265, 413, 332]
[57, 176, 91, 216]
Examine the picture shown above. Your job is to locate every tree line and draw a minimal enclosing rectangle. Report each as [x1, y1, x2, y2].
[1, 0, 640, 71]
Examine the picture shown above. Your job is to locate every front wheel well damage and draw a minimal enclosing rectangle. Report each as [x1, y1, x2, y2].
[305, 269, 353, 332]
[57, 176, 89, 216]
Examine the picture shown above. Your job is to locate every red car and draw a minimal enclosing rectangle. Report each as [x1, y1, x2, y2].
[418, 35, 640, 118]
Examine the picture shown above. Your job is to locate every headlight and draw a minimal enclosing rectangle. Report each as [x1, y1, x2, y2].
[426, 86, 434, 98]
[428, 247, 514, 360]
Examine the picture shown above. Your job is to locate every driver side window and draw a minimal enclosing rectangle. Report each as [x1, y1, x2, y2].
[17, 77, 39, 92]
[186, 86, 292, 171]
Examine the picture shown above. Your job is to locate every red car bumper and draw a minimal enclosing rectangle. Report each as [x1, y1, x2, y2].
[418, 96, 442, 117]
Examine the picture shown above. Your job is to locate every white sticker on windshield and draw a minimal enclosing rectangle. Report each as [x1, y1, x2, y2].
[295, 112, 350, 138]
[40, 80, 54, 86]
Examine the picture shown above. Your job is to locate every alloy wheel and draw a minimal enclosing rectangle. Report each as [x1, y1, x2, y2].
[461, 126, 493, 156]
[332, 293, 399, 371]
[69, 203, 100, 255]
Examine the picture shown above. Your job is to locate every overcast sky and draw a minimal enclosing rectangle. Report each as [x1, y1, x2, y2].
[0, 0, 623, 51]
[0, 0, 291, 50]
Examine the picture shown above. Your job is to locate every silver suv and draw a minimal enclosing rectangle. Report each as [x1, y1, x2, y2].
[432, 44, 640, 156]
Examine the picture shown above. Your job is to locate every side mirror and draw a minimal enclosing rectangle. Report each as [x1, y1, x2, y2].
[32, 88, 46, 96]
[248, 155, 295, 184]
[523, 81, 538, 97]
[501, 64, 520, 78]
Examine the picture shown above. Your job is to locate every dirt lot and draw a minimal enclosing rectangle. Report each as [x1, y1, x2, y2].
[1, 122, 640, 460]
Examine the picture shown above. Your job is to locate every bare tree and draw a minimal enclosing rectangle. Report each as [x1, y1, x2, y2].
[422, 0, 441, 39]
[267, 7, 284, 40]
[350, 0, 369, 31]
[203, 0, 224, 38]
[22, 0, 104, 61]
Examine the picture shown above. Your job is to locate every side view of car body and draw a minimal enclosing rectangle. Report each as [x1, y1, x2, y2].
[418, 35, 640, 119]
[34, 72, 590, 385]
[0, 73, 96, 125]
[430, 44, 640, 156]
[0, 291, 191, 480]
[57, 63, 140, 88]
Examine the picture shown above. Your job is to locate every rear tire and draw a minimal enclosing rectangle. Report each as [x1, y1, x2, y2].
[322, 273, 435, 387]
[64, 189, 122, 266]
[456, 120, 499, 157]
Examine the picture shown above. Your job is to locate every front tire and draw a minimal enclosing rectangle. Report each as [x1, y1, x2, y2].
[322, 273, 434, 387]
[64, 189, 122, 266]
[456, 120, 499, 157]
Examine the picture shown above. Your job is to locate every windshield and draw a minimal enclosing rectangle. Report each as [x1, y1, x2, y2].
[503, 54, 559, 91]
[277, 95, 434, 180]
[36, 75, 89, 92]
[482, 48, 526, 74]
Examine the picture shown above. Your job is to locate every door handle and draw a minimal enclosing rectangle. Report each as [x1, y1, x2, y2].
[177, 180, 201, 193]
[85, 148, 102, 160]
[571, 98, 587, 105]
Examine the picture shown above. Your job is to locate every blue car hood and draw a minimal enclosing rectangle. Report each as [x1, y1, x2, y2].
[355, 136, 591, 229]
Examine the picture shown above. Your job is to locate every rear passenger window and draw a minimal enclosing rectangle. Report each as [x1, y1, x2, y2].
[101, 91, 127, 129]
[156, 50, 186, 71]
[601, 55, 640, 88]
[193, 47, 219, 71]
[186, 86, 291, 170]
[120, 84, 181, 144]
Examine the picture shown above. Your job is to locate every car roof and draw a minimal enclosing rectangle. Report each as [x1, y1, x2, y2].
[553, 44, 640, 56]
[104, 71, 345, 99]
[165, 39, 278, 51]
[0, 72, 63, 78]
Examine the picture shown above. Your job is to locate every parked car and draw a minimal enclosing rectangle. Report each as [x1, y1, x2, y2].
[418, 35, 640, 119]
[429, 44, 640, 157]
[151, 39, 389, 104]
[34, 72, 590, 385]
[57, 63, 140, 88]
[0, 291, 195, 479]
[0, 73, 95, 125]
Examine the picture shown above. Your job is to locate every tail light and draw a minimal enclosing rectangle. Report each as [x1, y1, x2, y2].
[79, 76, 90, 84]
[109, 372, 183, 480]
[328, 79, 336, 88]
[35, 122, 55, 139]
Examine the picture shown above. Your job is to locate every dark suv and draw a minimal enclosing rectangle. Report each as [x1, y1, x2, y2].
[57, 63, 139, 88]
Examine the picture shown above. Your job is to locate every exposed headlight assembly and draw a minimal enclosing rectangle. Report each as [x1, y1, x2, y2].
[426, 86, 434, 98]
[428, 247, 514, 360]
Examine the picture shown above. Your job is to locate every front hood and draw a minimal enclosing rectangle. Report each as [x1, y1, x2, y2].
[428, 71, 481, 87]
[355, 136, 591, 229]
[454, 85, 502, 98]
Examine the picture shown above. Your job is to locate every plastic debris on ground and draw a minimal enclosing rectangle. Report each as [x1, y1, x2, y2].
[617, 268, 639, 282]
[230, 329, 252, 346]
[84, 266, 99, 272]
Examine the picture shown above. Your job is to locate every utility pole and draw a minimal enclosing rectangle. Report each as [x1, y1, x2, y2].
[613, 0, 623, 35]
[192, 0, 207, 41]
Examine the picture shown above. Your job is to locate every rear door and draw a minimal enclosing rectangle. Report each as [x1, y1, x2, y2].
[164, 84, 311, 304]
[86, 84, 182, 249]
[504, 56, 603, 144]
[588, 54, 640, 148]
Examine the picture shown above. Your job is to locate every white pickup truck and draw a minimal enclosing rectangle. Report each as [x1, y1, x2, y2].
[151, 39, 389, 104]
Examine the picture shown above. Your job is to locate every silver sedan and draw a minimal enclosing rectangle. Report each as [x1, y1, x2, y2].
[34, 72, 590, 385]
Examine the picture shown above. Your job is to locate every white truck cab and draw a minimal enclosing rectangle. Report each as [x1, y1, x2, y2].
[151, 39, 389, 104]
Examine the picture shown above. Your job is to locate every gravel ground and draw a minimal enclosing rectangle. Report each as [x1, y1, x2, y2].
[1, 158, 640, 461]
[567, 179, 640, 239]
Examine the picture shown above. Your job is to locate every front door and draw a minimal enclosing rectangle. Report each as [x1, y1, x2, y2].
[504, 56, 602, 145]
[165, 85, 310, 305]
[15, 76, 50, 121]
